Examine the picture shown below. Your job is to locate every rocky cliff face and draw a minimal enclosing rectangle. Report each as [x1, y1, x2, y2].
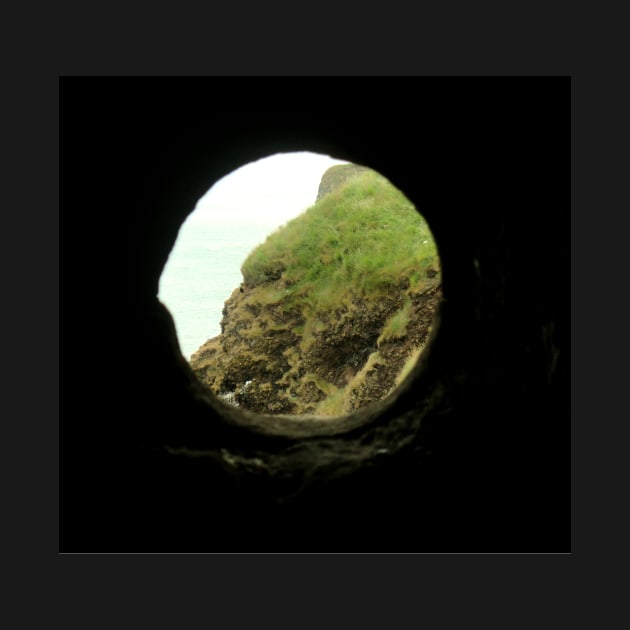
[190, 280, 440, 415]
[189, 165, 442, 416]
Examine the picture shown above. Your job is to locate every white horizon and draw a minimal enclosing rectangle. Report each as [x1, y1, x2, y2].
[185, 151, 348, 228]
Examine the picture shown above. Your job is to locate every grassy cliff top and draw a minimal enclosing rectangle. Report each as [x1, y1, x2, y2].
[315, 163, 371, 201]
[240, 168, 439, 312]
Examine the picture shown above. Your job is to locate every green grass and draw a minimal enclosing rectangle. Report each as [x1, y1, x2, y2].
[379, 299, 412, 344]
[240, 168, 439, 312]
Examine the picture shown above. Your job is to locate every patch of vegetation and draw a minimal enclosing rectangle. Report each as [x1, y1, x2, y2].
[240, 168, 439, 313]
[379, 299, 412, 344]
[313, 383, 346, 417]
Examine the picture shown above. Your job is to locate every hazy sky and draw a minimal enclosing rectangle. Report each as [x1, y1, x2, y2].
[186, 151, 348, 228]
[159, 151, 350, 357]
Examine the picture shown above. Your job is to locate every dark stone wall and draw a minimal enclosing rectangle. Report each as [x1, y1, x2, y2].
[63, 78, 570, 553]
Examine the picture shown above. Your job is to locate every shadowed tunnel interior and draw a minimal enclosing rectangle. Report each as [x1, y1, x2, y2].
[63, 78, 570, 552]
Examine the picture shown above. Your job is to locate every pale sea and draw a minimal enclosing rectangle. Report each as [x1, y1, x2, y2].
[157, 152, 347, 360]
[158, 215, 286, 360]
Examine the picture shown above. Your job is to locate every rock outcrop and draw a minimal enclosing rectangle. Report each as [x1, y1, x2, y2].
[190, 166, 442, 416]
[190, 279, 440, 415]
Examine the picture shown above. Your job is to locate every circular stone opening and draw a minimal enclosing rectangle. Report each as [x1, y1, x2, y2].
[158, 151, 442, 428]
